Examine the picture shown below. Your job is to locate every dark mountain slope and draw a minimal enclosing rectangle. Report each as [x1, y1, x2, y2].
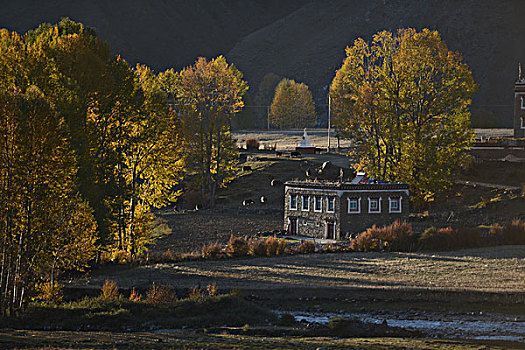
[1, 0, 524, 126]
[227, 0, 525, 126]
[0, 0, 307, 70]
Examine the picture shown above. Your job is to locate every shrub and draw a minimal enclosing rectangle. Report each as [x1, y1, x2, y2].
[206, 282, 218, 297]
[491, 219, 525, 245]
[35, 282, 64, 304]
[297, 240, 315, 253]
[248, 238, 267, 257]
[110, 250, 131, 264]
[351, 221, 416, 252]
[189, 286, 202, 301]
[145, 283, 177, 306]
[245, 138, 260, 150]
[264, 235, 287, 256]
[129, 287, 142, 302]
[202, 242, 223, 259]
[227, 235, 249, 257]
[351, 230, 380, 252]
[419, 226, 480, 251]
[100, 280, 119, 301]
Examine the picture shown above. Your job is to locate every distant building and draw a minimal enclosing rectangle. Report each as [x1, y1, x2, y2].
[283, 174, 409, 239]
[514, 64, 525, 138]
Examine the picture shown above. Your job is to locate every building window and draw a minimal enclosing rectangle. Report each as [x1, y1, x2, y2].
[302, 195, 310, 211]
[368, 197, 381, 213]
[521, 117, 525, 129]
[522, 96, 525, 109]
[389, 196, 402, 213]
[326, 197, 335, 213]
[290, 194, 297, 210]
[314, 196, 322, 212]
[347, 197, 361, 214]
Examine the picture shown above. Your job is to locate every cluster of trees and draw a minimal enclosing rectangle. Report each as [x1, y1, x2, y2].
[330, 28, 476, 204]
[0, 19, 246, 314]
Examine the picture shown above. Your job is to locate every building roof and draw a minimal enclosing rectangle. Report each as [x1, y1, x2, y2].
[284, 180, 409, 191]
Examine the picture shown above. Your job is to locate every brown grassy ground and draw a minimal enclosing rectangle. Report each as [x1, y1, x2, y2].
[76, 245, 525, 294]
[1, 329, 523, 350]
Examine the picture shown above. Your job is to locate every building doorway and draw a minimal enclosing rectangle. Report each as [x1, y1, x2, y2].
[289, 218, 298, 235]
[325, 221, 335, 239]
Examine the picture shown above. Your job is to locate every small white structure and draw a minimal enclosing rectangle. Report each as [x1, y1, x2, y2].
[296, 129, 316, 154]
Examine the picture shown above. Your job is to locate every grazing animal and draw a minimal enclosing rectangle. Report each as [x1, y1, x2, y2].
[242, 165, 252, 171]
[305, 168, 311, 177]
[291, 151, 301, 158]
[275, 151, 283, 156]
[242, 199, 255, 206]
[270, 179, 282, 187]
[260, 196, 267, 204]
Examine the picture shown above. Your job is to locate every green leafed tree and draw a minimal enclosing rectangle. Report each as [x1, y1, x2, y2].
[330, 28, 476, 205]
[270, 78, 316, 129]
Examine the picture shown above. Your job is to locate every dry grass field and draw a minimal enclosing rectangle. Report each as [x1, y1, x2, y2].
[2, 329, 522, 350]
[76, 245, 525, 294]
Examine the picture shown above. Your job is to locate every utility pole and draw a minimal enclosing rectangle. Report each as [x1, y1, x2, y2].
[327, 94, 331, 152]
[267, 105, 270, 130]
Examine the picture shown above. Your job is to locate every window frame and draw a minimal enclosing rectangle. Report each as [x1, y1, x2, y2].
[347, 197, 361, 214]
[326, 197, 335, 213]
[521, 116, 525, 129]
[314, 195, 322, 212]
[368, 197, 381, 214]
[388, 196, 402, 213]
[521, 96, 525, 109]
[301, 195, 310, 211]
[290, 194, 298, 210]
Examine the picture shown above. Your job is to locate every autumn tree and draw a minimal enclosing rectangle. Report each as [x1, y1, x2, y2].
[270, 78, 316, 129]
[0, 87, 97, 314]
[162, 56, 248, 207]
[330, 28, 476, 204]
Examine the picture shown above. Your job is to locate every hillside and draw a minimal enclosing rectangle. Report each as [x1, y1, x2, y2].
[0, 0, 307, 70]
[1, 0, 525, 126]
[227, 0, 525, 126]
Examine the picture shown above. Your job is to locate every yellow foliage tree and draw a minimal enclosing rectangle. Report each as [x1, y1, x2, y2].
[161, 56, 248, 207]
[270, 78, 316, 129]
[330, 29, 476, 204]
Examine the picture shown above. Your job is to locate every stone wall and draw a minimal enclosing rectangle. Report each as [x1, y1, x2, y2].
[283, 182, 409, 239]
[284, 189, 341, 239]
[339, 191, 409, 236]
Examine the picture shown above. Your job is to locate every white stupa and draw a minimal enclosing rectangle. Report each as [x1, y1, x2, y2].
[296, 129, 316, 154]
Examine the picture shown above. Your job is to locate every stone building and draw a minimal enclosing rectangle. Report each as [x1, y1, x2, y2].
[283, 176, 409, 239]
[514, 65, 525, 138]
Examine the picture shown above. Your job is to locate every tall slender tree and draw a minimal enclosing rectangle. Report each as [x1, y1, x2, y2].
[162, 56, 248, 207]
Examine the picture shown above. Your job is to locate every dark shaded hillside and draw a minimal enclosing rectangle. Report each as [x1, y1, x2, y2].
[1, 0, 524, 126]
[0, 0, 307, 70]
[227, 0, 525, 126]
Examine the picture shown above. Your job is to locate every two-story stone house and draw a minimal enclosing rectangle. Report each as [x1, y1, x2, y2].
[283, 177, 409, 239]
